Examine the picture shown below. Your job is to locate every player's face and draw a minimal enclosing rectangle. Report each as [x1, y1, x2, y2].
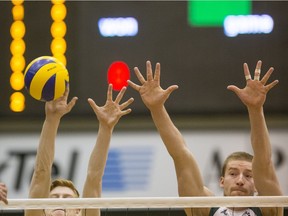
[45, 186, 80, 216]
[220, 160, 256, 196]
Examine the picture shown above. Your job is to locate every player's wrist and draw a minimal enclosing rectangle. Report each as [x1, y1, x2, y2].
[45, 115, 61, 125]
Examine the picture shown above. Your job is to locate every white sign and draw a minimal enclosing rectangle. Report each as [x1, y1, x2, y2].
[0, 129, 287, 198]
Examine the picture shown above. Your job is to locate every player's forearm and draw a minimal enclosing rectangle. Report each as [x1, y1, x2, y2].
[150, 106, 186, 158]
[83, 124, 112, 197]
[29, 118, 59, 199]
[34, 118, 59, 171]
[248, 107, 283, 197]
[248, 107, 272, 160]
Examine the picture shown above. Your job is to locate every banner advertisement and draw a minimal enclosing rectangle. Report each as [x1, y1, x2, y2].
[0, 129, 287, 198]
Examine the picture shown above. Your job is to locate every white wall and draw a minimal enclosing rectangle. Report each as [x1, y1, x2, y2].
[0, 129, 287, 199]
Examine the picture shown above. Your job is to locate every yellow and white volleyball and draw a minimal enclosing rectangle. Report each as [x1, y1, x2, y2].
[24, 56, 69, 102]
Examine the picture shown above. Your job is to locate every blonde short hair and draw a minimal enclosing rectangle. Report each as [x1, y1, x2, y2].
[50, 178, 80, 197]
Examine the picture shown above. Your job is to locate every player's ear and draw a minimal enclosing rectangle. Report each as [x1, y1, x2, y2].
[219, 176, 224, 188]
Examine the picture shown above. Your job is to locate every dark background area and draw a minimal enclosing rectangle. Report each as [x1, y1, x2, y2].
[0, 1, 287, 122]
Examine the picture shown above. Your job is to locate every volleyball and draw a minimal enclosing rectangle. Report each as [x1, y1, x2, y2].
[24, 56, 69, 101]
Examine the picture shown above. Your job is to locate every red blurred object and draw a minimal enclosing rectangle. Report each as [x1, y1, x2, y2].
[107, 61, 130, 91]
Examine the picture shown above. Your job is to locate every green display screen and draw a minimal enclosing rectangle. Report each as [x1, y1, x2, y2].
[188, 0, 251, 26]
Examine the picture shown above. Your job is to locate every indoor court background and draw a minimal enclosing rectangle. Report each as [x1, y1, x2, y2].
[0, 1, 287, 215]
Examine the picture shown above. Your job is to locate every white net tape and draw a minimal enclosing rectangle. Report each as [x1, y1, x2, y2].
[1, 196, 288, 210]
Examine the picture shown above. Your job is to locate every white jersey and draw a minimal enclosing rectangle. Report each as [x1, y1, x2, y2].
[209, 207, 262, 216]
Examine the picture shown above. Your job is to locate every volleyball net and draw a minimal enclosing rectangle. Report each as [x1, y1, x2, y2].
[1, 196, 288, 210]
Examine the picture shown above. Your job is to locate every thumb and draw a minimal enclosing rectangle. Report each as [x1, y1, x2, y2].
[87, 98, 98, 110]
[227, 85, 240, 94]
[166, 85, 179, 95]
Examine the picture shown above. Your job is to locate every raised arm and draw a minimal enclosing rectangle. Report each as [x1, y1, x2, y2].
[82, 84, 133, 216]
[0, 182, 8, 205]
[25, 87, 77, 216]
[227, 60, 282, 215]
[128, 61, 212, 200]
[227, 60, 282, 195]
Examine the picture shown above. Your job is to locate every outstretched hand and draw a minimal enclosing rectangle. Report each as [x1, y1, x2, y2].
[45, 86, 78, 120]
[88, 84, 134, 129]
[128, 61, 178, 110]
[45, 85, 78, 120]
[227, 60, 279, 110]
